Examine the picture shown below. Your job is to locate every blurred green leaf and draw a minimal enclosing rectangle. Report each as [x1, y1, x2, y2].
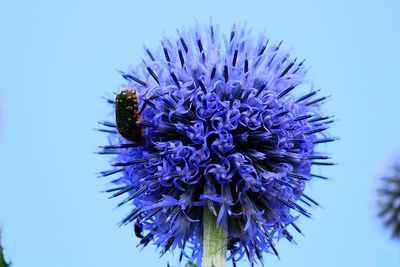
[0, 229, 10, 267]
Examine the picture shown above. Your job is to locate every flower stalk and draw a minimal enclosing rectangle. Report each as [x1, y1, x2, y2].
[202, 207, 227, 267]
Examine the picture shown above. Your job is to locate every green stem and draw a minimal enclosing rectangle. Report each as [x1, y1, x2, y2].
[202, 207, 227, 267]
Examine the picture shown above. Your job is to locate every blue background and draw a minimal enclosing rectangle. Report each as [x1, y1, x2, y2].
[0, 0, 399, 266]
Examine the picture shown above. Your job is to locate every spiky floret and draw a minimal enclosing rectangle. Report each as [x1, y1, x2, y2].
[377, 158, 400, 238]
[98, 23, 335, 265]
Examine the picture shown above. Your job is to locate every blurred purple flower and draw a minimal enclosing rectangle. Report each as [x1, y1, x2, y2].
[377, 157, 400, 238]
[98, 23, 335, 265]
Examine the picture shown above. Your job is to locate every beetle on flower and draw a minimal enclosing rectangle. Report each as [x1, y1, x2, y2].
[98, 23, 335, 266]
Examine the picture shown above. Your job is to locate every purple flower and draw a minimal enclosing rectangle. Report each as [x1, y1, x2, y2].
[377, 157, 400, 239]
[98, 23, 335, 265]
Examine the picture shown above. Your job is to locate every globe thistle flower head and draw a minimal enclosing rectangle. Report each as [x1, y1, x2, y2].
[377, 157, 400, 239]
[98, 23, 335, 265]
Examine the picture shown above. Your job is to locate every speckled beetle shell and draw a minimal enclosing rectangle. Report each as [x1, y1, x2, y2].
[115, 88, 142, 142]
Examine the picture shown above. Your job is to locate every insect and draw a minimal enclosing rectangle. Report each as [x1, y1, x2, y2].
[115, 88, 157, 143]
[115, 88, 143, 143]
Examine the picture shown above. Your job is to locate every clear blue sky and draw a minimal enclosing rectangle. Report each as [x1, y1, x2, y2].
[0, 0, 399, 266]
